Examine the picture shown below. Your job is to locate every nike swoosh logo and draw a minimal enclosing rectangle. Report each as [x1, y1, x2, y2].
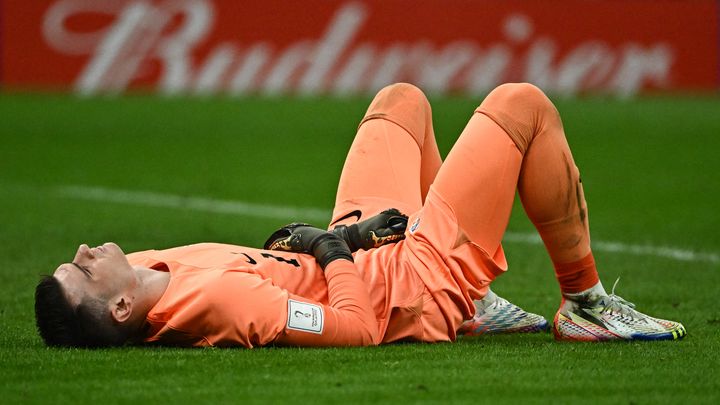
[330, 209, 362, 225]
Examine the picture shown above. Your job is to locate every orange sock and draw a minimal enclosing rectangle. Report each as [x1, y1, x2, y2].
[553, 252, 599, 294]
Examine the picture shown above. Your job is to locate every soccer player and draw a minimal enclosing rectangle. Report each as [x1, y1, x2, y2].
[35, 83, 685, 348]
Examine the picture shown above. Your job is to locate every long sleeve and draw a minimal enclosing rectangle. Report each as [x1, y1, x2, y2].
[275, 259, 379, 347]
[138, 243, 381, 348]
[147, 259, 380, 347]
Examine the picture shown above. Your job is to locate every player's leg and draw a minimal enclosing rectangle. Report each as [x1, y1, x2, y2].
[453, 84, 587, 336]
[477, 83, 596, 290]
[480, 84, 684, 341]
[417, 83, 685, 341]
[330, 83, 442, 226]
[405, 89, 528, 335]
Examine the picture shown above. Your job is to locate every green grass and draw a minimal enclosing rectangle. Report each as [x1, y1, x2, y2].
[1, 92, 719, 404]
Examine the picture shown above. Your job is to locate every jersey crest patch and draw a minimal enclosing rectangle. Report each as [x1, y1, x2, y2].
[287, 299, 324, 334]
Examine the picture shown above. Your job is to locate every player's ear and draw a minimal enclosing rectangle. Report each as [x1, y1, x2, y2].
[110, 296, 133, 324]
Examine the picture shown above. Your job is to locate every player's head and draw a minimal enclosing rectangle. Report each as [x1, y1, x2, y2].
[34, 243, 139, 347]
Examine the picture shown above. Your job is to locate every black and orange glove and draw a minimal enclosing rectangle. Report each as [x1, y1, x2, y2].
[332, 208, 408, 252]
[264, 223, 353, 270]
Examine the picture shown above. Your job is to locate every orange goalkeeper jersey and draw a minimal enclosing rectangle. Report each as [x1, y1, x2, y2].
[127, 242, 426, 348]
[128, 200, 507, 349]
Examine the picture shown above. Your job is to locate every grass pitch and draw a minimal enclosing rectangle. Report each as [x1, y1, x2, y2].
[0, 92, 718, 404]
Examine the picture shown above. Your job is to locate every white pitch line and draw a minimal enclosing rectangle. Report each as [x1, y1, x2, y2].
[55, 185, 330, 223]
[55, 184, 719, 265]
[502, 232, 719, 265]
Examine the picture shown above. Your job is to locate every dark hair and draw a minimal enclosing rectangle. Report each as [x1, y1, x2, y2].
[34, 275, 129, 348]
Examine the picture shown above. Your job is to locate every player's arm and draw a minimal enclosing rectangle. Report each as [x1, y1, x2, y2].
[276, 259, 379, 347]
[194, 266, 377, 348]
[263, 224, 379, 346]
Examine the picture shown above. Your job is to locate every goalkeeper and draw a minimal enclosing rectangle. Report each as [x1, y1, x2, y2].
[35, 83, 685, 348]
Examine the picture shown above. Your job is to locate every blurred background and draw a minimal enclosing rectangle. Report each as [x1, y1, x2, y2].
[3, 0, 718, 97]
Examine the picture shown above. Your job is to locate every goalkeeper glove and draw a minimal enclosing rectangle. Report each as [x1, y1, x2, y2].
[264, 223, 353, 270]
[332, 208, 408, 252]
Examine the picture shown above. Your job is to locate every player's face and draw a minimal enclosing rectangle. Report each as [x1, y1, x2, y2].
[53, 242, 138, 307]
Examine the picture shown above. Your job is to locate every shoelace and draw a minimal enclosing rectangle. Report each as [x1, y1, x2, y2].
[494, 297, 510, 308]
[599, 278, 642, 320]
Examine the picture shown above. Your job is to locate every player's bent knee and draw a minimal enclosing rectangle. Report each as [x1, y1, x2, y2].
[363, 82, 431, 148]
[487, 82, 556, 119]
[478, 83, 560, 153]
[374, 82, 429, 108]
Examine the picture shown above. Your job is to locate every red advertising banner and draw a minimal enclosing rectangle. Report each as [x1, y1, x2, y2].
[2, 0, 718, 96]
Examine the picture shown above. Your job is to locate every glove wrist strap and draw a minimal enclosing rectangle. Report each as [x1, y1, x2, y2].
[313, 234, 354, 270]
[332, 224, 363, 252]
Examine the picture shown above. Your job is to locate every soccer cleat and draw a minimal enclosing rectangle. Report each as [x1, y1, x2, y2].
[553, 280, 687, 341]
[458, 291, 549, 336]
